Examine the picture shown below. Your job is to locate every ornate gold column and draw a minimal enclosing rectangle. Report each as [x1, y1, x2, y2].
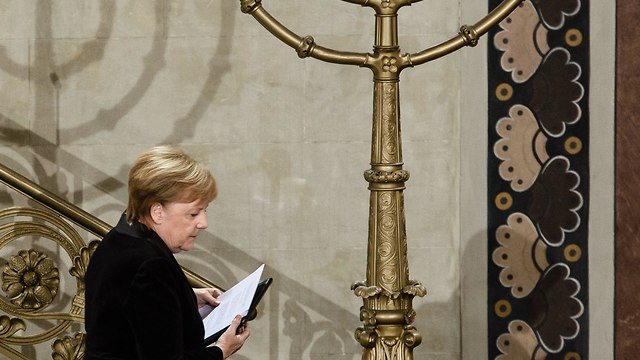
[239, 1, 523, 358]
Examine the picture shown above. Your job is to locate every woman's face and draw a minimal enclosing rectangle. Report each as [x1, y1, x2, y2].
[150, 199, 210, 253]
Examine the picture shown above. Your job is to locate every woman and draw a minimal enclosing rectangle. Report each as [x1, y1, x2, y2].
[85, 146, 249, 359]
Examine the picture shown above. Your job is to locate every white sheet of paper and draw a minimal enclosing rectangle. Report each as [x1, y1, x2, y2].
[201, 264, 265, 339]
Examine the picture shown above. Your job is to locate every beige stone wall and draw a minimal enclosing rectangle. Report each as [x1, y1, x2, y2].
[0, 1, 463, 358]
[0, 1, 616, 359]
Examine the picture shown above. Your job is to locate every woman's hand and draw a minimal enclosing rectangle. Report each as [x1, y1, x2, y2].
[215, 315, 250, 358]
[193, 287, 222, 308]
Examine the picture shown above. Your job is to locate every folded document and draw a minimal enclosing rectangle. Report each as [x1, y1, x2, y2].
[199, 264, 272, 345]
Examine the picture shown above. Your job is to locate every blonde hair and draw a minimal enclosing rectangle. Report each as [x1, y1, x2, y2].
[126, 146, 217, 226]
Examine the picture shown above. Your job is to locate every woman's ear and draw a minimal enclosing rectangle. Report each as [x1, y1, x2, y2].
[150, 203, 163, 224]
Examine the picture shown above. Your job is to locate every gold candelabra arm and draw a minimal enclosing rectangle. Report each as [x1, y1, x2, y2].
[240, 0, 368, 65]
[408, 0, 524, 65]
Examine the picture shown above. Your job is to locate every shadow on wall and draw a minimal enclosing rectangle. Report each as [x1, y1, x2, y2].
[0, 0, 236, 216]
[0, 1, 362, 359]
[183, 229, 464, 360]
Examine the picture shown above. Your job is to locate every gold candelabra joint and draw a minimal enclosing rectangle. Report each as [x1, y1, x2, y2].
[459, 25, 479, 47]
[297, 36, 315, 58]
[240, 0, 261, 14]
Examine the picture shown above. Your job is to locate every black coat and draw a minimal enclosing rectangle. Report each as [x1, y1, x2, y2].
[85, 214, 223, 359]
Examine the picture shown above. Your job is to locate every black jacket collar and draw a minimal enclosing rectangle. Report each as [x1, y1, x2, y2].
[114, 213, 173, 257]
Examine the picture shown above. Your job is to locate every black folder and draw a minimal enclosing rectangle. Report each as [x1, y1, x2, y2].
[204, 277, 273, 345]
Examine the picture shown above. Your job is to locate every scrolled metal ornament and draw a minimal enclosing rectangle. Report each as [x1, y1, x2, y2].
[352, 280, 381, 299]
[69, 241, 100, 292]
[402, 279, 427, 297]
[51, 332, 85, 360]
[0, 316, 26, 338]
[0, 207, 91, 357]
[402, 326, 422, 348]
[355, 326, 377, 348]
[359, 307, 377, 327]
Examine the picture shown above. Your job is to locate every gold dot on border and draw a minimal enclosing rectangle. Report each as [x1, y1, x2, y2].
[565, 136, 583, 155]
[564, 244, 582, 262]
[495, 83, 513, 101]
[495, 192, 513, 210]
[565, 29, 583, 47]
[564, 351, 582, 360]
[495, 299, 512, 318]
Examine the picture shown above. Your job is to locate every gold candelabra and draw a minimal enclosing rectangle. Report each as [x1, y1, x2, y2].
[239, 0, 523, 358]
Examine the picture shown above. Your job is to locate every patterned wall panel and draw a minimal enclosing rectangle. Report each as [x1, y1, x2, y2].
[487, 1, 589, 359]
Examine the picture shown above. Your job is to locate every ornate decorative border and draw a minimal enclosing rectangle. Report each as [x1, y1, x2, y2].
[487, 0, 589, 358]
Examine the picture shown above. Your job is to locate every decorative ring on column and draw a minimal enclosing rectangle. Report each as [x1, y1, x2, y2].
[364, 169, 410, 183]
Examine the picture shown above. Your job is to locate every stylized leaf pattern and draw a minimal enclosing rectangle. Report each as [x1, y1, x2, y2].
[490, 0, 586, 358]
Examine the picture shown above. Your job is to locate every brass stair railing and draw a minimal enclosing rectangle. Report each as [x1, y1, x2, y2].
[0, 162, 216, 359]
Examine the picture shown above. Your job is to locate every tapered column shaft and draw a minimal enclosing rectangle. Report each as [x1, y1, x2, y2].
[352, 79, 423, 359]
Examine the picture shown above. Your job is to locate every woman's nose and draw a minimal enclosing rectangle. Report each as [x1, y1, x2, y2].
[196, 213, 208, 229]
